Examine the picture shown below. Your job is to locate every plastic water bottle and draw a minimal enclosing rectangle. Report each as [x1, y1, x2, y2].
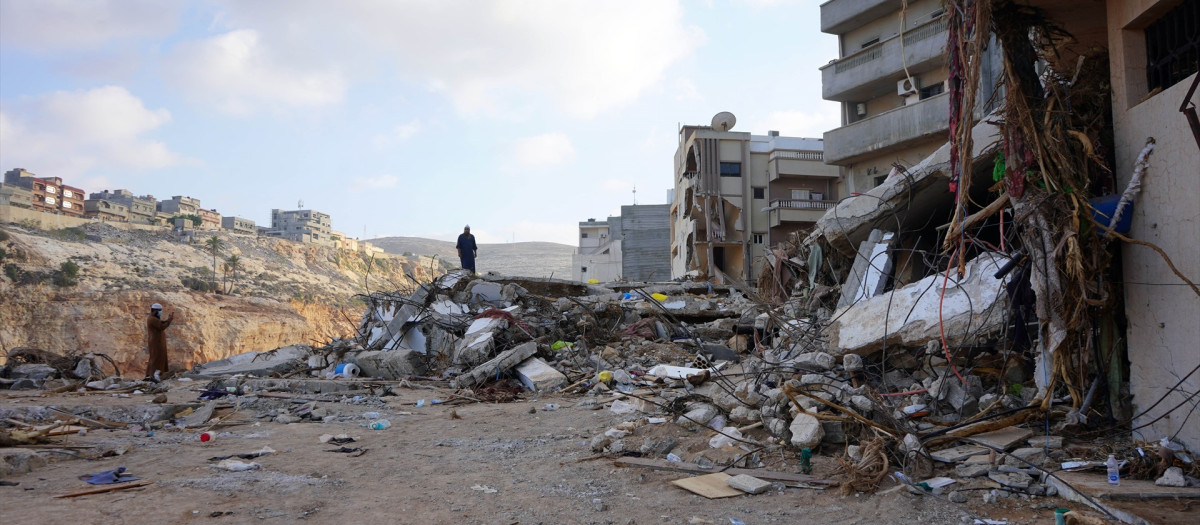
[362, 412, 381, 419]
[666, 453, 682, 463]
[1106, 454, 1120, 485]
[368, 419, 391, 430]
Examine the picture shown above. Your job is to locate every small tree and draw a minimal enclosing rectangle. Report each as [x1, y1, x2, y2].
[204, 235, 223, 292]
[222, 254, 242, 294]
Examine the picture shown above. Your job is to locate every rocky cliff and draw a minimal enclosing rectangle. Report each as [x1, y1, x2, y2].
[0, 222, 446, 374]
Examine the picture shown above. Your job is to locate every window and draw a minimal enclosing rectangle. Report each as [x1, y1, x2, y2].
[752, 234, 764, 244]
[860, 37, 880, 48]
[581, 266, 588, 273]
[719, 162, 741, 177]
[581, 232, 589, 238]
[919, 82, 944, 99]
[874, 175, 888, 187]
[752, 187, 766, 199]
[1146, 0, 1199, 92]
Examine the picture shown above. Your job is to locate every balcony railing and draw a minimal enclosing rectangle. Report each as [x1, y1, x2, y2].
[768, 150, 825, 162]
[821, 15, 948, 101]
[771, 199, 836, 210]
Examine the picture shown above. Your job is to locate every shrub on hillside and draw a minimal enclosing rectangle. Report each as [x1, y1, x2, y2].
[52, 261, 80, 287]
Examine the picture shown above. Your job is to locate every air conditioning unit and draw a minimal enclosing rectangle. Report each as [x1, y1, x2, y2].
[855, 103, 867, 117]
[897, 76, 919, 96]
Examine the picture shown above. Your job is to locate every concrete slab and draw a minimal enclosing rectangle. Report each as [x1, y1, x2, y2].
[726, 474, 773, 494]
[930, 444, 988, 463]
[972, 427, 1034, 451]
[1048, 471, 1200, 525]
[189, 345, 310, 377]
[514, 357, 567, 392]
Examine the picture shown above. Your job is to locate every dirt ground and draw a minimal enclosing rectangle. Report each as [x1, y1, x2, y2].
[2, 384, 1108, 525]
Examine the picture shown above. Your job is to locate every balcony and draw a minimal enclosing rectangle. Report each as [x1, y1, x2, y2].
[820, 16, 947, 102]
[820, 0, 902, 35]
[768, 152, 841, 181]
[823, 92, 950, 165]
[768, 199, 836, 227]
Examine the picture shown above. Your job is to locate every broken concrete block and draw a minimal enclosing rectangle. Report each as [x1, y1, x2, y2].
[1003, 447, 1047, 467]
[728, 406, 760, 425]
[1026, 435, 1063, 449]
[1156, 467, 1186, 487]
[788, 412, 824, 449]
[0, 448, 48, 477]
[794, 351, 836, 371]
[988, 470, 1032, 489]
[837, 229, 894, 309]
[353, 349, 425, 379]
[849, 395, 874, 413]
[842, 353, 864, 372]
[726, 474, 772, 494]
[640, 437, 678, 456]
[11, 363, 57, 380]
[824, 252, 1012, 357]
[972, 427, 1033, 451]
[677, 403, 719, 430]
[955, 462, 990, 478]
[452, 317, 505, 366]
[930, 444, 988, 463]
[182, 401, 217, 428]
[190, 345, 310, 377]
[514, 357, 567, 392]
[452, 341, 538, 389]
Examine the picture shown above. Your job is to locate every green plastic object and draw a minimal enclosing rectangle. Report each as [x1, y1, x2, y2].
[992, 152, 1006, 182]
[1054, 508, 1069, 525]
[551, 340, 573, 351]
[800, 448, 813, 474]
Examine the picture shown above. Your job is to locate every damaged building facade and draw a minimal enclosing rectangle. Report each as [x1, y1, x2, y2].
[806, 0, 1199, 453]
[670, 121, 837, 283]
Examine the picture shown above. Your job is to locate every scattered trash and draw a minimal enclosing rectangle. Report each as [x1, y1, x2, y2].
[471, 484, 498, 494]
[367, 419, 391, 430]
[80, 467, 140, 485]
[212, 459, 261, 472]
[199, 431, 217, 442]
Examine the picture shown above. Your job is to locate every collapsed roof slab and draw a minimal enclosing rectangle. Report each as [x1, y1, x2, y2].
[481, 276, 604, 297]
[807, 117, 1003, 257]
[824, 251, 1012, 358]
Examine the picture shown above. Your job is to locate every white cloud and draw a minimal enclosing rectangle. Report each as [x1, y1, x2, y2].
[0, 86, 182, 181]
[163, 29, 346, 115]
[510, 133, 576, 169]
[673, 78, 703, 102]
[370, 119, 421, 147]
[349, 175, 399, 192]
[751, 106, 842, 137]
[601, 179, 633, 192]
[201, 0, 702, 119]
[0, 0, 181, 51]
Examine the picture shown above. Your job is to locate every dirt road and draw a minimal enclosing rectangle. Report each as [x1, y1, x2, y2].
[2, 385, 1068, 525]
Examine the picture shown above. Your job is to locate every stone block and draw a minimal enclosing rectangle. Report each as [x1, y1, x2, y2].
[11, 363, 57, 380]
[973, 427, 1033, 451]
[1156, 467, 1186, 487]
[842, 353, 864, 372]
[821, 420, 846, 444]
[514, 357, 567, 392]
[729, 406, 760, 425]
[726, 474, 772, 494]
[190, 345, 310, 377]
[453, 342, 538, 389]
[930, 444, 988, 463]
[0, 448, 48, 477]
[354, 349, 426, 379]
[789, 412, 824, 449]
[988, 470, 1032, 489]
[677, 404, 719, 430]
[794, 352, 836, 371]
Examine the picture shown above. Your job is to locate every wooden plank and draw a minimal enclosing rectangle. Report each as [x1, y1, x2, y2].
[670, 473, 743, 499]
[613, 457, 833, 484]
[55, 481, 152, 498]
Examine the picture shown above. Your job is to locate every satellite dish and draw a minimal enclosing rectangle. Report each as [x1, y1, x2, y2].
[711, 111, 737, 131]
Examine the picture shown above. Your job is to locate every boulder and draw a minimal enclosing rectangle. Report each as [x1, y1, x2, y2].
[788, 412, 824, 449]
[354, 349, 426, 379]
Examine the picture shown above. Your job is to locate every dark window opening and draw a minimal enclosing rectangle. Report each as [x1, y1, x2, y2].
[752, 187, 766, 199]
[874, 175, 888, 187]
[581, 232, 588, 238]
[581, 266, 588, 273]
[719, 162, 742, 177]
[712, 247, 726, 272]
[1146, 0, 1199, 92]
[860, 37, 880, 48]
[919, 82, 944, 99]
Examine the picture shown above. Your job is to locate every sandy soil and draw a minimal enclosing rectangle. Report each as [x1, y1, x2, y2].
[2, 384, 1096, 525]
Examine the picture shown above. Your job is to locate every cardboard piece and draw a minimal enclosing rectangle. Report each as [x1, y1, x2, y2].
[670, 473, 744, 499]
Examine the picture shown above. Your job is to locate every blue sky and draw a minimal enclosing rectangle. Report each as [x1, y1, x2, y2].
[0, 0, 838, 245]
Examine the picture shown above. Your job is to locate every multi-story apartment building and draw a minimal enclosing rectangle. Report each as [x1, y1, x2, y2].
[268, 208, 333, 247]
[573, 218, 619, 282]
[573, 205, 672, 283]
[3, 169, 84, 217]
[157, 195, 200, 217]
[84, 199, 129, 222]
[91, 190, 157, 225]
[221, 216, 256, 235]
[197, 208, 221, 230]
[818, 0, 1001, 193]
[0, 183, 33, 209]
[671, 122, 837, 283]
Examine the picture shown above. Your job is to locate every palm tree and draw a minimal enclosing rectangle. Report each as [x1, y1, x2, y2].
[223, 254, 241, 294]
[204, 235, 223, 292]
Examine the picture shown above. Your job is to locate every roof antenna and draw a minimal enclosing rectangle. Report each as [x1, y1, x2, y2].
[297, 199, 304, 210]
[632, 184, 637, 205]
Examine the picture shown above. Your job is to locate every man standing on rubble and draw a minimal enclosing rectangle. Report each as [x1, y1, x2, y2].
[145, 303, 175, 381]
[456, 225, 478, 274]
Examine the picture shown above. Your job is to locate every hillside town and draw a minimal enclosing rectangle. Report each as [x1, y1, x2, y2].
[2, 1, 1199, 524]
